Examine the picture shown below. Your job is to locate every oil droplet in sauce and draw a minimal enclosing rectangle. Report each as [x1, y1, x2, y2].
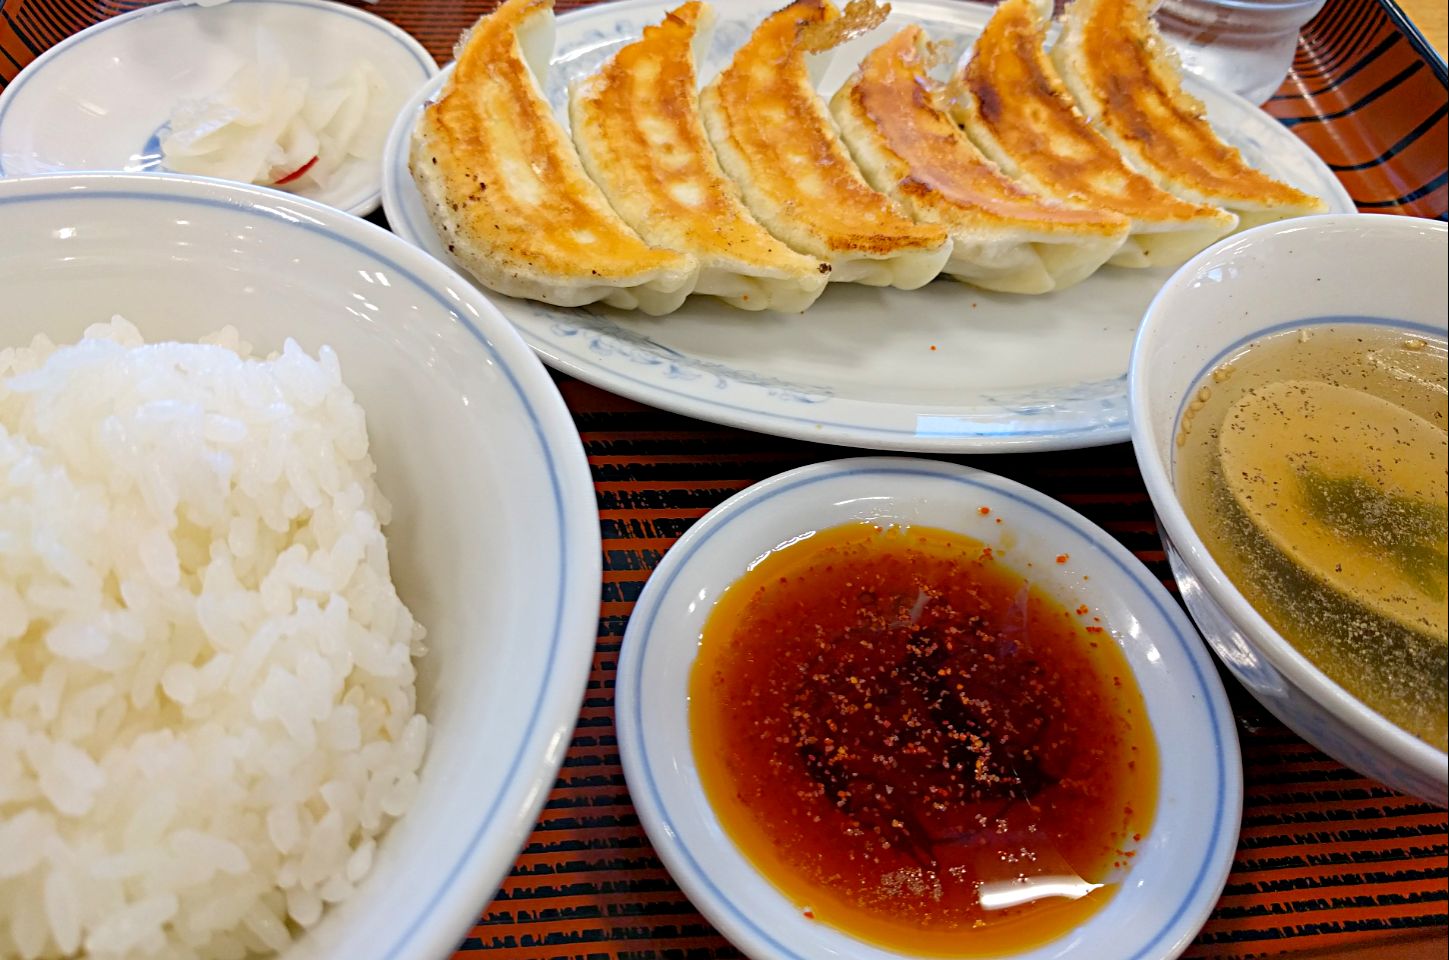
[689, 523, 1159, 956]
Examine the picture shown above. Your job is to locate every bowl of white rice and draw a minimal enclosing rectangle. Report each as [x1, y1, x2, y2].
[0, 172, 601, 960]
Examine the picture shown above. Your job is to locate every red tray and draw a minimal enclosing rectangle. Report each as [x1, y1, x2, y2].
[2, 2, 1445, 958]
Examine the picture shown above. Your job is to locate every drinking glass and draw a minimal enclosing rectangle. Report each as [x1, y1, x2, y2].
[1154, 0, 1329, 104]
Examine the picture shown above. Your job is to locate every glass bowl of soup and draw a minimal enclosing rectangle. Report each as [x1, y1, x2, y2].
[1130, 213, 1447, 805]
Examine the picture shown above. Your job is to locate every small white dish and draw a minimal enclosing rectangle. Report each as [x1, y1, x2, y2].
[0, 0, 437, 216]
[617, 457, 1242, 960]
[1130, 213, 1448, 805]
[380, 0, 1352, 454]
[0, 171, 600, 960]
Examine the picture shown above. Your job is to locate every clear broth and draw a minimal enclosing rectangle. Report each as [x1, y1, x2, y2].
[1174, 324, 1448, 750]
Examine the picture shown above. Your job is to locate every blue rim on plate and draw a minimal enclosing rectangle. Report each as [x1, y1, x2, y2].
[0, 0, 438, 215]
[616, 457, 1244, 960]
[0, 172, 601, 960]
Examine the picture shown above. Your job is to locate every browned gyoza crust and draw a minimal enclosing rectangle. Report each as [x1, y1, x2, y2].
[950, 0, 1237, 268]
[700, 0, 953, 289]
[409, 0, 696, 313]
[569, 1, 829, 312]
[1052, 0, 1327, 226]
[832, 25, 1129, 293]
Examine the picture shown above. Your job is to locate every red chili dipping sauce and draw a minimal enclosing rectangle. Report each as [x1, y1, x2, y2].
[688, 522, 1159, 955]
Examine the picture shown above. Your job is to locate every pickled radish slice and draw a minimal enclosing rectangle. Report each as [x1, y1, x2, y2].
[160, 30, 382, 191]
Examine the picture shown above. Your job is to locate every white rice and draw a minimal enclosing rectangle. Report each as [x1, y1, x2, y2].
[0, 318, 427, 959]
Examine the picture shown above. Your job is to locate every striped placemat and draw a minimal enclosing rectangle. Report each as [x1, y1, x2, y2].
[1269, 0, 1447, 217]
[1, 2, 1445, 958]
[494, 377, 1447, 960]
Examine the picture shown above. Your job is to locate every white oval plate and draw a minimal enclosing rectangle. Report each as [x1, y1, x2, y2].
[381, 0, 1352, 453]
[0, 172, 599, 960]
[0, 0, 437, 216]
[617, 457, 1242, 960]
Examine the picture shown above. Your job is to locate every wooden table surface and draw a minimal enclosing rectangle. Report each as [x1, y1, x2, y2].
[1395, 0, 1447, 55]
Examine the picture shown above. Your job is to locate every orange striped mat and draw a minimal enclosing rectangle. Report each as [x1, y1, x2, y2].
[1, 1, 1445, 958]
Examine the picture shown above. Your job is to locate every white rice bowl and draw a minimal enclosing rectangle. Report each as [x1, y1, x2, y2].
[0, 173, 601, 960]
[1, 319, 427, 958]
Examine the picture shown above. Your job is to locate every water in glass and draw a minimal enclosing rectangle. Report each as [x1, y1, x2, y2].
[1154, 0, 1328, 104]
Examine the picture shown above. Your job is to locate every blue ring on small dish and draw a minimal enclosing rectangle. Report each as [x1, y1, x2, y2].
[618, 458, 1241, 960]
